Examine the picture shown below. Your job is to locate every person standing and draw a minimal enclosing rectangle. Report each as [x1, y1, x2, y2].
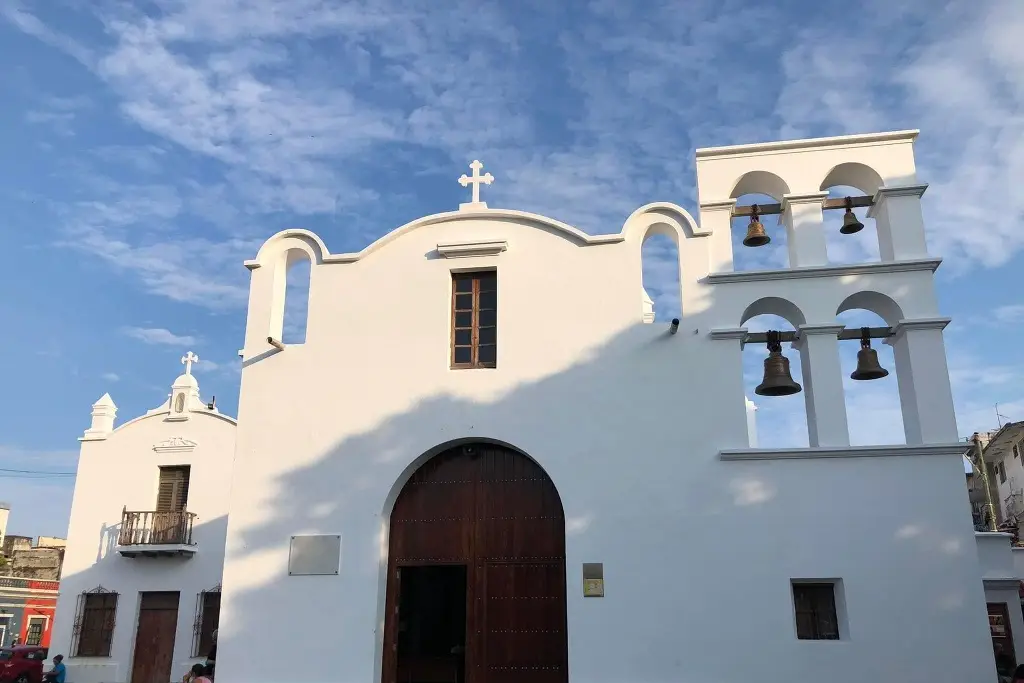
[204, 629, 217, 677]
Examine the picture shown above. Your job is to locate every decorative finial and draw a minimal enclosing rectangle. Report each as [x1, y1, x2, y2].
[458, 160, 494, 209]
[181, 351, 199, 376]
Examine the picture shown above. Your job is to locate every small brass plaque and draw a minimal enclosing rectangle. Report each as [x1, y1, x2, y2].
[583, 578, 604, 597]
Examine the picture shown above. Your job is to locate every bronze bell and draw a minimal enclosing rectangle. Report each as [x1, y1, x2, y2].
[755, 330, 802, 396]
[840, 196, 864, 235]
[850, 327, 889, 380]
[742, 203, 770, 247]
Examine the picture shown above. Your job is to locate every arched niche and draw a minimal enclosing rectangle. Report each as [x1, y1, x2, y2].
[379, 440, 568, 683]
[835, 292, 906, 445]
[740, 296, 808, 448]
[640, 221, 682, 323]
[729, 171, 793, 271]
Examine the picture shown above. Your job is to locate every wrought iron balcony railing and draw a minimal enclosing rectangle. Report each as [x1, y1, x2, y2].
[118, 507, 197, 547]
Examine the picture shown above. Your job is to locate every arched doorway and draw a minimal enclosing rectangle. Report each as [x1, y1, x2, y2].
[382, 442, 568, 683]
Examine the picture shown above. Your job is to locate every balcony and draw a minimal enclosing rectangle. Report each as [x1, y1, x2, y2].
[116, 508, 197, 558]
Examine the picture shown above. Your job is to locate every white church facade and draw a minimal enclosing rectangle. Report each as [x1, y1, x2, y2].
[53, 129, 1008, 683]
[51, 357, 234, 683]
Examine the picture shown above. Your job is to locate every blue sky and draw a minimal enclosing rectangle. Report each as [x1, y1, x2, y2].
[1, 0, 1021, 538]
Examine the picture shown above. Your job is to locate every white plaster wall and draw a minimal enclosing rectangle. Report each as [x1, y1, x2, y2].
[1012, 548, 1024, 580]
[217, 196, 992, 683]
[50, 400, 235, 683]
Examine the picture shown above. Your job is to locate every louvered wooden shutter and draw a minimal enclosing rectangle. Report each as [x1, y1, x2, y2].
[157, 466, 191, 511]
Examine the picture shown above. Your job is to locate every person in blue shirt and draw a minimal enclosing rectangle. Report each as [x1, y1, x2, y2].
[44, 654, 66, 683]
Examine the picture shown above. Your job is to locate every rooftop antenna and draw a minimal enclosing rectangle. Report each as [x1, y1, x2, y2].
[996, 403, 1010, 428]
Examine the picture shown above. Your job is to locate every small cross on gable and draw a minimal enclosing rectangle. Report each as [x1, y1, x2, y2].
[458, 160, 494, 210]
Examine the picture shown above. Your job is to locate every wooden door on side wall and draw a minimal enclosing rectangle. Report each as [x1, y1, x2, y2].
[130, 592, 180, 683]
[383, 442, 568, 683]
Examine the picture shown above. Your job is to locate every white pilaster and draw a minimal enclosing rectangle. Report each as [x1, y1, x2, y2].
[794, 324, 850, 447]
[782, 192, 829, 268]
[699, 199, 737, 273]
[887, 317, 957, 444]
[243, 250, 289, 353]
[81, 393, 117, 441]
[709, 328, 753, 449]
[868, 184, 929, 261]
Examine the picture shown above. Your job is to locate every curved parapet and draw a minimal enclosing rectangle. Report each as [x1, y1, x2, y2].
[244, 229, 329, 271]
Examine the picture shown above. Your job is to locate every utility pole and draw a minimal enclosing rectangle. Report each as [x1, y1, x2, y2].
[974, 433, 998, 532]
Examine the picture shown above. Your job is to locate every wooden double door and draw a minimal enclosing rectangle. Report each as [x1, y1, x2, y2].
[383, 443, 568, 683]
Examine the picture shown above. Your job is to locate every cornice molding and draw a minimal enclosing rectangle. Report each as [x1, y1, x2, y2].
[782, 191, 829, 212]
[705, 257, 942, 284]
[153, 437, 198, 453]
[719, 442, 968, 461]
[436, 240, 508, 259]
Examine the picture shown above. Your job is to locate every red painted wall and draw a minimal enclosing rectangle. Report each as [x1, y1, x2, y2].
[19, 581, 57, 649]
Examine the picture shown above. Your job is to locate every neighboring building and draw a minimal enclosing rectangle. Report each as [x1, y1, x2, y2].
[50, 357, 235, 683]
[0, 503, 8, 551]
[974, 423, 1024, 530]
[204, 131, 992, 683]
[6, 544, 63, 582]
[0, 510, 64, 649]
[0, 577, 59, 649]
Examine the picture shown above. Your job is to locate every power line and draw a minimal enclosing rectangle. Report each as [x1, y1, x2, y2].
[0, 467, 75, 476]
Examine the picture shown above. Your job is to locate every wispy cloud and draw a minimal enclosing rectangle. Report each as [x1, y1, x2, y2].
[773, 0, 1024, 270]
[122, 326, 198, 346]
[101, 372, 120, 382]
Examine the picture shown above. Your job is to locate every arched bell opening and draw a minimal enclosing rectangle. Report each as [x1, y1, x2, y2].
[741, 297, 809, 448]
[380, 441, 568, 683]
[729, 169, 792, 271]
[819, 163, 885, 265]
[282, 248, 311, 344]
[836, 292, 906, 446]
[640, 223, 681, 324]
[820, 184, 880, 265]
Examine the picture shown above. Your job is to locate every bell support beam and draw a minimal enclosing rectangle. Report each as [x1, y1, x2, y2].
[742, 327, 891, 346]
[793, 324, 850, 448]
[731, 194, 875, 217]
[885, 317, 957, 445]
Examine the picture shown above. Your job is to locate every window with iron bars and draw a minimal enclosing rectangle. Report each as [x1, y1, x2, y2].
[25, 618, 44, 646]
[70, 587, 118, 657]
[792, 582, 840, 640]
[192, 584, 221, 657]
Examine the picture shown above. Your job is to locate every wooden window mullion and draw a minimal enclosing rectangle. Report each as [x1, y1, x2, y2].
[472, 278, 480, 366]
